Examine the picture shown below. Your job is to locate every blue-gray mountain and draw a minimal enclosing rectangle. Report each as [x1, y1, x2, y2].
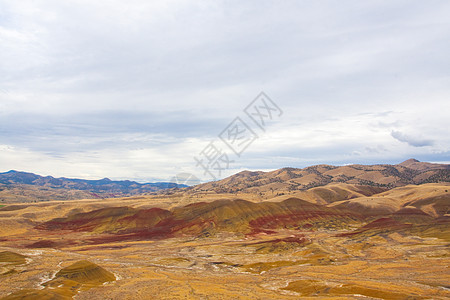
[0, 170, 186, 202]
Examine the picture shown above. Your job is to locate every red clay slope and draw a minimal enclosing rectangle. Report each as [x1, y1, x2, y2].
[37, 198, 362, 242]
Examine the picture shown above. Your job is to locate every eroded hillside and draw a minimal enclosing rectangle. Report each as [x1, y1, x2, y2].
[0, 180, 449, 299]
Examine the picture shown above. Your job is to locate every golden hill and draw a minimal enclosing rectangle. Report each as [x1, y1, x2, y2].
[0, 251, 27, 265]
[1, 159, 448, 205]
[329, 183, 450, 217]
[182, 160, 449, 198]
[53, 260, 115, 285]
[37, 198, 362, 242]
[2, 260, 115, 299]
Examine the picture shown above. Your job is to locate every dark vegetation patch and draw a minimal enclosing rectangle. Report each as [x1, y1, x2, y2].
[0, 205, 27, 212]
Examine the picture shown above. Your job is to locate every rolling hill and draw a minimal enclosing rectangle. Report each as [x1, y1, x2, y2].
[37, 198, 362, 241]
[182, 159, 450, 197]
[1, 161, 449, 299]
[329, 183, 450, 217]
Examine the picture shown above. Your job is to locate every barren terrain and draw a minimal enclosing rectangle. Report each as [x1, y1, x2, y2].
[1, 179, 449, 299]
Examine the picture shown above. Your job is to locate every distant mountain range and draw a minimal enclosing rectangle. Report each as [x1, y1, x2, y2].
[0, 171, 186, 202]
[1, 159, 449, 203]
[183, 159, 450, 196]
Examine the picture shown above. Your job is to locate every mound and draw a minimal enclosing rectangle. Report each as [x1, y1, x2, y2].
[282, 279, 417, 299]
[329, 183, 450, 217]
[359, 217, 409, 230]
[1, 289, 68, 300]
[393, 206, 431, 216]
[248, 235, 310, 253]
[330, 197, 398, 216]
[271, 183, 387, 205]
[399, 158, 450, 171]
[3, 261, 115, 299]
[25, 240, 60, 249]
[337, 217, 414, 237]
[115, 207, 173, 231]
[54, 260, 115, 285]
[37, 206, 139, 232]
[0, 251, 27, 265]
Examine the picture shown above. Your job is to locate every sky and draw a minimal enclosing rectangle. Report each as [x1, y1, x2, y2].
[1, 0, 449, 183]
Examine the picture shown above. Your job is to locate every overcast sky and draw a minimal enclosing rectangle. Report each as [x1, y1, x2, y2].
[1, 0, 449, 183]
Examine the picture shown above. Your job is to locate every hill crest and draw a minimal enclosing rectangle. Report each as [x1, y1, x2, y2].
[0, 170, 187, 202]
[181, 159, 450, 197]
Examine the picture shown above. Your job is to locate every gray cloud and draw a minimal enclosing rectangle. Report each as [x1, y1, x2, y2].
[391, 130, 434, 147]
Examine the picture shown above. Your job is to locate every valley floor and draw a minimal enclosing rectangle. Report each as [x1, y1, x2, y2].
[1, 227, 449, 299]
[0, 190, 449, 299]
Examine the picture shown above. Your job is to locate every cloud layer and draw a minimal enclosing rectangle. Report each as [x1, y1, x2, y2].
[1, 0, 449, 182]
[391, 131, 434, 147]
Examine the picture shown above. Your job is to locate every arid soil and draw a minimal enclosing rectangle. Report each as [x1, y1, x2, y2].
[0, 183, 449, 299]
